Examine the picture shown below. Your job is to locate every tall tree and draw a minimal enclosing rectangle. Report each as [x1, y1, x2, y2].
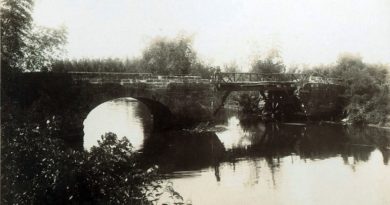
[1, 0, 67, 72]
[140, 37, 196, 75]
[1, 0, 34, 72]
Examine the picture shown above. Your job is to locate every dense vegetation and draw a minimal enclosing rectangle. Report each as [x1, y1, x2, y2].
[250, 49, 286, 74]
[52, 37, 214, 78]
[236, 51, 390, 125]
[1, 0, 66, 73]
[306, 54, 390, 125]
[2, 123, 166, 204]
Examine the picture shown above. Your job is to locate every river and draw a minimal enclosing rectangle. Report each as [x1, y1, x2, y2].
[84, 98, 390, 205]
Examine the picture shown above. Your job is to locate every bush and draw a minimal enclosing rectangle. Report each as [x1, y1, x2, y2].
[307, 54, 390, 125]
[1, 120, 167, 204]
[333, 55, 390, 125]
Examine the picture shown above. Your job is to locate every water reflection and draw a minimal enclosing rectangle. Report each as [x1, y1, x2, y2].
[84, 99, 390, 205]
[83, 98, 152, 150]
[141, 130, 225, 172]
[213, 116, 390, 167]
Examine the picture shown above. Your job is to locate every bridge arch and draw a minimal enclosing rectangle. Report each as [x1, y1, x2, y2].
[83, 97, 174, 149]
[83, 95, 174, 132]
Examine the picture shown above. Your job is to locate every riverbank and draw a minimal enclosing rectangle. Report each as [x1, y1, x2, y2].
[301, 119, 390, 131]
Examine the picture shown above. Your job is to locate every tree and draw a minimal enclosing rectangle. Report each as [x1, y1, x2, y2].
[23, 26, 67, 71]
[251, 49, 285, 73]
[223, 62, 240, 73]
[335, 55, 389, 125]
[140, 37, 197, 75]
[310, 54, 390, 125]
[1, 0, 67, 72]
[1, 0, 34, 72]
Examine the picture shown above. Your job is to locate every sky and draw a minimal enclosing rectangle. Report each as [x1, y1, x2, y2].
[33, 0, 390, 70]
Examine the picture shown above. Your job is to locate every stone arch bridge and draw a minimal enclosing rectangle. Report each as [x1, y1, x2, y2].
[66, 71, 344, 122]
[9, 72, 345, 147]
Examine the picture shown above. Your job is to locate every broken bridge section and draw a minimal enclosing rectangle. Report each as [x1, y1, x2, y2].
[212, 72, 346, 121]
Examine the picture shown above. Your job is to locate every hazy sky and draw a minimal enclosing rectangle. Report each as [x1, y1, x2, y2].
[33, 0, 390, 69]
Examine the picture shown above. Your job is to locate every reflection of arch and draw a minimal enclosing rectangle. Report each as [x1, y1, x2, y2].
[141, 130, 225, 171]
[134, 97, 173, 129]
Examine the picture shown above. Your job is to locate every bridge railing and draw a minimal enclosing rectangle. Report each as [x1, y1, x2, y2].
[68, 72, 210, 84]
[214, 72, 344, 85]
[141, 76, 209, 84]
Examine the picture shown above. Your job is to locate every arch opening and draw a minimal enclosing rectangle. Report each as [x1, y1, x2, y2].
[83, 97, 173, 150]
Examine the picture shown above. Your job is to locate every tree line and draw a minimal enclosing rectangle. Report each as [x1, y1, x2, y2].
[51, 37, 215, 78]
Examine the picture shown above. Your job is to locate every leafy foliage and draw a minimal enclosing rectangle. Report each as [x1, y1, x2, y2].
[1, 0, 67, 72]
[1, 117, 77, 204]
[223, 62, 240, 73]
[52, 58, 142, 73]
[22, 26, 67, 71]
[140, 37, 196, 75]
[251, 49, 285, 74]
[84, 133, 162, 204]
[1, 0, 34, 72]
[139, 36, 214, 78]
[308, 54, 390, 125]
[1, 119, 171, 204]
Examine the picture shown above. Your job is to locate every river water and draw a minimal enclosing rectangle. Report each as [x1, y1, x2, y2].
[84, 98, 390, 205]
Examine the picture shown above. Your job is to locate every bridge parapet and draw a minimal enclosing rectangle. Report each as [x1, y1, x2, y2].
[69, 72, 153, 84]
[213, 72, 306, 83]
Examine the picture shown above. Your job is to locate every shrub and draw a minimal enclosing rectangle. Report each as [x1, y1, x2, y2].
[1, 121, 166, 204]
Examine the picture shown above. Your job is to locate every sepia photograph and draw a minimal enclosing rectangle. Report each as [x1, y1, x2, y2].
[1, 0, 390, 204]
